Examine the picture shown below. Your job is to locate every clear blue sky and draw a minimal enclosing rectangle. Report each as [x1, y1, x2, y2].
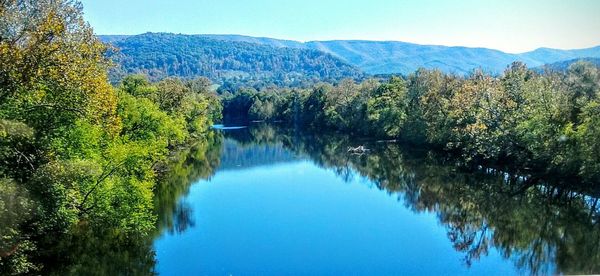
[80, 0, 600, 53]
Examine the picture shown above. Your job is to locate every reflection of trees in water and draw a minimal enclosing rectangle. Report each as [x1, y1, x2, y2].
[154, 133, 223, 235]
[42, 227, 157, 275]
[0, 133, 224, 274]
[173, 201, 195, 234]
[229, 124, 600, 275]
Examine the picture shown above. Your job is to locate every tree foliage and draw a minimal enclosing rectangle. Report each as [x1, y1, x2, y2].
[0, 1, 221, 273]
[224, 61, 600, 186]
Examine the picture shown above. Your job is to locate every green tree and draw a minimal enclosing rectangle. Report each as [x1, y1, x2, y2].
[366, 77, 408, 138]
[302, 84, 330, 127]
[0, 1, 221, 273]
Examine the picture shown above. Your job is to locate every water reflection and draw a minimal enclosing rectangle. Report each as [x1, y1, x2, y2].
[172, 124, 599, 275]
[0, 133, 223, 275]
[5, 124, 596, 274]
[155, 133, 223, 235]
[218, 137, 299, 171]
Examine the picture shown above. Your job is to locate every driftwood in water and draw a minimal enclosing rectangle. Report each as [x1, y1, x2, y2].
[347, 145, 370, 154]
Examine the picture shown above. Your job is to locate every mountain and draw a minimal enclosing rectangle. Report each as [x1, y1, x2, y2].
[199, 35, 305, 49]
[305, 41, 600, 75]
[520, 48, 600, 64]
[98, 35, 130, 44]
[100, 34, 304, 48]
[535, 57, 600, 72]
[102, 33, 363, 86]
[304, 41, 527, 75]
[100, 33, 600, 77]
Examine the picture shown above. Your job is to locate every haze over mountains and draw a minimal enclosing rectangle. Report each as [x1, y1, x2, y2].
[101, 33, 600, 84]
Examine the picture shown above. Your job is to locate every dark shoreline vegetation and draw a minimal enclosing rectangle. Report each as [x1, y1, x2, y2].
[0, 0, 599, 275]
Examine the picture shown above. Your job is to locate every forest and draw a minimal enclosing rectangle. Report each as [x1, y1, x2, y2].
[1, 0, 600, 274]
[106, 33, 364, 88]
[222, 62, 600, 186]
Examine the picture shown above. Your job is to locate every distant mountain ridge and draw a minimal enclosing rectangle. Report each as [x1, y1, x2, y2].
[100, 33, 600, 77]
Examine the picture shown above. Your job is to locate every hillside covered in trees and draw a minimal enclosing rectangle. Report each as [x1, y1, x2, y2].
[103, 34, 600, 76]
[104, 33, 364, 87]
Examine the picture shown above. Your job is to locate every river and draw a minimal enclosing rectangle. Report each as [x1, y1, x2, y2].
[151, 124, 600, 275]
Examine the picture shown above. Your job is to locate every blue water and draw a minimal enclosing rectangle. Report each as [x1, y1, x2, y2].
[153, 154, 521, 275]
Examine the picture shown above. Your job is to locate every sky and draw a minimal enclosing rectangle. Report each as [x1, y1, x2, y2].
[80, 0, 600, 53]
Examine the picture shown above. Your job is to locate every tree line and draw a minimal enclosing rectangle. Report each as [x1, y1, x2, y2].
[222, 62, 600, 186]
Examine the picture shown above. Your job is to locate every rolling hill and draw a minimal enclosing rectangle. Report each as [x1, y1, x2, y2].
[305, 41, 600, 75]
[304, 40, 524, 75]
[100, 33, 600, 79]
[103, 33, 364, 86]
